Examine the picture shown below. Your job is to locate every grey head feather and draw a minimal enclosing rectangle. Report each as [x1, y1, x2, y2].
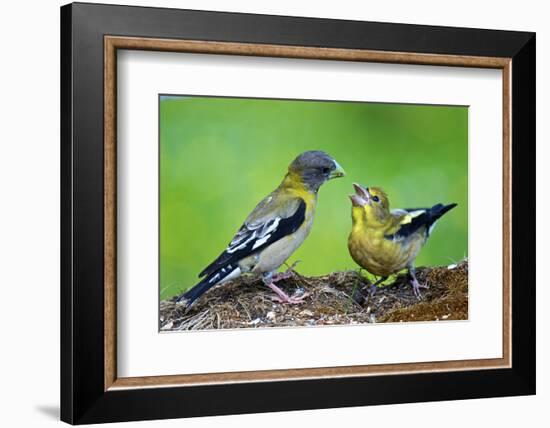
[288, 150, 343, 192]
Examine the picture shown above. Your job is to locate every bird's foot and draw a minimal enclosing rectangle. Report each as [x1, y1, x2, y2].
[363, 283, 378, 305]
[271, 293, 310, 304]
[272, 261, 301, 283]
[369, 283, 378, 297]
[267, 282, 309, 304]
[410, 278, 428, 299]
[272, 271, 295, 283]
[354, 281, 381, 306]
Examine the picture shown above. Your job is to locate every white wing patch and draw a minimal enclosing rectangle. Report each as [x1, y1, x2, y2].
[407, 209, 427, 218]
[251, 217, 281, 249]
[399, 209, 426, 225]
[252, 235, 270, 250]
[207, 267, 241, 284]
[386, 208, 431, 241]
[226, 231, 258, 254]
[392, 209, 426, 227]
[220, 267, 241, 283]
[208, 273, 220, 284]
[226, 217, 282, 254]
[391, 208, 409, 216]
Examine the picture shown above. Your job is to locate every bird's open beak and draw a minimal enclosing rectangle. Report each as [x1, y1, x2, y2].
[349, 194, 366, 207]
[329, 161, 345, 179]
[349, 183, 370, 207]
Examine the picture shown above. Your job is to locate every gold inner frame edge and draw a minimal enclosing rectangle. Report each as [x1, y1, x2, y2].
[104, 36, 512, 391]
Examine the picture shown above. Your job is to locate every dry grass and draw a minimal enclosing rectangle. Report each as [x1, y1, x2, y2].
[160, 260, 468, 331]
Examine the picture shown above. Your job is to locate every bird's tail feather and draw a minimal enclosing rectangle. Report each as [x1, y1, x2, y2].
[176, 263, 241, 308]
[430, 203, 457, 222]
[426, 203, 457, 236]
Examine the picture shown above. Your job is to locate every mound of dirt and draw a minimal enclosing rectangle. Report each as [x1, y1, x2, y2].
[160, 260, 468, 331]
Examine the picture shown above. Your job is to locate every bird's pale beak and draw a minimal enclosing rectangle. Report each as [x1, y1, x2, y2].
[329, 161, 345, 179]
[349, 194, 366, 207]
[350, 183, 369, 207]
[353, 183, 370, 199]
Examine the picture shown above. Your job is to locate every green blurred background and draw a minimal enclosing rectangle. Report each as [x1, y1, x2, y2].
[160, 95, 468, 300]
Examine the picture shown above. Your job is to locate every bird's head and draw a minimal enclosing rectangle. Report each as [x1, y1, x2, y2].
[287, 151, 345, 192]
[349, 183, 390, 224]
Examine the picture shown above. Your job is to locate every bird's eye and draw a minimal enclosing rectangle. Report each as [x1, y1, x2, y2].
[322, 167, 330, 174]
[372, 196, 380, 202]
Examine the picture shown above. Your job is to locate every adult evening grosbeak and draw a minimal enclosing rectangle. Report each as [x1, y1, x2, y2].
[348, 183, 457, 298]
[176, 151, 345, 308]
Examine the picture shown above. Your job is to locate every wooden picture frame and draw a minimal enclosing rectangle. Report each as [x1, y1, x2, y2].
[61, 2, 535, 424]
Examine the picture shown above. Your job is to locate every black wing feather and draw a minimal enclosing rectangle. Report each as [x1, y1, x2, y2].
[386, 203, 457, 240]
[198, 199, 307, 278]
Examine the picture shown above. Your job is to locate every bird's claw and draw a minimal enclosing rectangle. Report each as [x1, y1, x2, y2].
[271, 292, 310, 304]
[266, 281, 309, 304]
[369, 284, 378, 297]
[411, 279, 428, 299]
[273, 261, 301, 283]
[352, 281, 381, 306]
[361, 283, 378, 305]
[272, 271, 295, 283]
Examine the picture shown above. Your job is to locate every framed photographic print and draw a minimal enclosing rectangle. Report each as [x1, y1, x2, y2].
[60, 2, 535, 424]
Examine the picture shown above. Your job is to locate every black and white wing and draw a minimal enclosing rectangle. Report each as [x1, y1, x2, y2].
[198, 196, 307, 278]
[386, 203, 457, 241]
[177, 195, 307, 307]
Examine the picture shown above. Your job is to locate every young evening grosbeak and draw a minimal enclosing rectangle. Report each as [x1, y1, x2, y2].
[348, 183, 457, 298]
[177, 151, 345, 308]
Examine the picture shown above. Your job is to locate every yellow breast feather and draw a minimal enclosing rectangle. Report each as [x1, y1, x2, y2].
[347, 183, 457, 299]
